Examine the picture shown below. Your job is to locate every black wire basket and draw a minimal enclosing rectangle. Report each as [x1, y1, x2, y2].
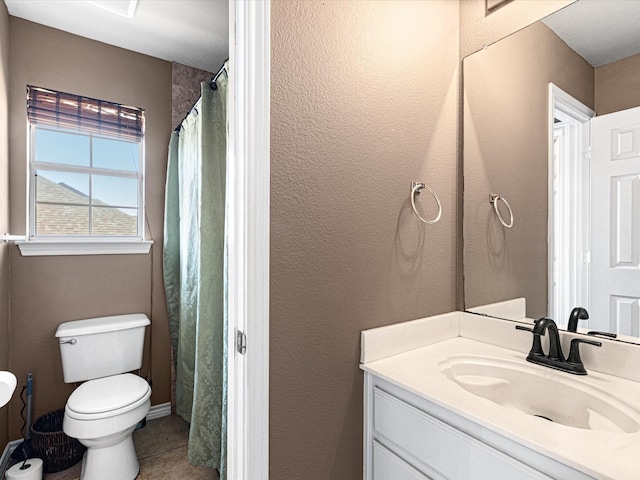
[29, 409, 86, 473]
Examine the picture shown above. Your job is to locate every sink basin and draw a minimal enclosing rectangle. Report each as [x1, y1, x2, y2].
[0, 371, 17, 408]
[439, 355, 640, 433]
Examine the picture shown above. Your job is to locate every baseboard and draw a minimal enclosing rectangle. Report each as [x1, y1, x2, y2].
[0, 439, 23, 478]
[146, 402, 172, 421]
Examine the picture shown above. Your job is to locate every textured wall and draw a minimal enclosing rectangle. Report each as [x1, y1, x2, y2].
[172, 62, 215, 130]
[270, 1, 459, 478]
[463, 22, 593, 317]
[0, 0, 10, 449]
[595, 52, 640, 116]
[459, 0, 575, 59]
[7, 18, 172, 441]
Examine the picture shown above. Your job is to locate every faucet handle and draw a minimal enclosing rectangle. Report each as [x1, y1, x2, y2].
[515, 324, 544, 357]
[587, 330, 617, 339]
[566, 338, 602, 372]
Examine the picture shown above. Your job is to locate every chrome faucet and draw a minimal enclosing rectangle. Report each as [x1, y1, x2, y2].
[516, 317, 602, 375]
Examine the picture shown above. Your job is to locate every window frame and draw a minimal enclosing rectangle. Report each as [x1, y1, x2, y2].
[18, 115, 152, 256]
[28, 124, 146, 241]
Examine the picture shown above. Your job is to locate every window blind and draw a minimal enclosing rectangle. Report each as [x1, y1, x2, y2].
[27, 86, 144, 141]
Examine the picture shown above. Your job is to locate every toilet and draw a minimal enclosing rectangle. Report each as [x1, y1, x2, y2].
[55, 314, 151, 480]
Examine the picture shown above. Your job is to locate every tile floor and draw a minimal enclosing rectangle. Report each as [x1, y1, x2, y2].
[39, 414, 219, 480]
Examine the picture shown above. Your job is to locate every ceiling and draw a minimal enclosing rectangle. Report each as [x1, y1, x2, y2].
[543, 0, 640, 67]
[3, 0, 228, 73]
[9, 0, 635, 74]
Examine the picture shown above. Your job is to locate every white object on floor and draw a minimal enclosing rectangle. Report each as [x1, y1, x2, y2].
[5, 458, 43, 480]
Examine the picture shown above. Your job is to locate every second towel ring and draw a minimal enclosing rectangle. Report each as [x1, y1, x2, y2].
[490, 193, 514, 228]
[410, 182, 442, 224]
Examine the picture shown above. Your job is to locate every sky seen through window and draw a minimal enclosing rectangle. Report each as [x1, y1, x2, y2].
[35, 128, 140, 214]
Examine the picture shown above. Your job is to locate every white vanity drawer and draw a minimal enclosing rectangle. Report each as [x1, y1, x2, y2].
[373, 387, 551, 479]
[373, 441, 430, 480]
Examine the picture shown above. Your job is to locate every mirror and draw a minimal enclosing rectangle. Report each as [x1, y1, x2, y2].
[463, 0, 640, 339]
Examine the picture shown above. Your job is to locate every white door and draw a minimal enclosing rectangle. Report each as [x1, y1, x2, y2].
[590, 107, 640, 336]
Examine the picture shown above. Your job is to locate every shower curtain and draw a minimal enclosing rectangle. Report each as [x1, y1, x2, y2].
[163, 74, 228, 475]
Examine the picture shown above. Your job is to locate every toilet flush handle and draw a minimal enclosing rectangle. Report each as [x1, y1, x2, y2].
[59, 338, 77, 345]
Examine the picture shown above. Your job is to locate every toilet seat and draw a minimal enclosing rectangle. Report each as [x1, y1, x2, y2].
[66, 373, 151, 421]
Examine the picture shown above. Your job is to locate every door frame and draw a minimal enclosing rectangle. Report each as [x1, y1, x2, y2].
[227, 1, 270, 478]
[547, 84, 594, 325]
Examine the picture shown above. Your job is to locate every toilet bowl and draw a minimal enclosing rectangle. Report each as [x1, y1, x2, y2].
[55, 314, 151, 480]
[63, 374, 151, 480]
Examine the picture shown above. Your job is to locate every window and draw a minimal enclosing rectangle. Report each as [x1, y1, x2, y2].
[26, 86, 145, 242]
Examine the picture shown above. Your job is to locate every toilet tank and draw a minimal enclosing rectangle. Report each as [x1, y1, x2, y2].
[55, 314, 150, 383]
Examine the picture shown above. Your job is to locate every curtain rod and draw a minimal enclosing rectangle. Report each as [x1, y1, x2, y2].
[174, 60, 229, 132]
[210, 59, 229, 91]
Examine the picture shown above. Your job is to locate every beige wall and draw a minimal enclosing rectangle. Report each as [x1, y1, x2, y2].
[0, 0, 10, 449]
[7, 19, 172, 440]
[463, 22, 593, 317]
[459, 0, 575, 59]
[595, 52, 640, 116]
[270, 1, 459, 477]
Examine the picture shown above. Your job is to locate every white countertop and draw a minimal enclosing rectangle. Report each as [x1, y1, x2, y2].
[361, 312, 640, 479]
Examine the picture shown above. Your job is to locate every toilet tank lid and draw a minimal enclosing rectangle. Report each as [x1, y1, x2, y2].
[55, 314, 150, 337]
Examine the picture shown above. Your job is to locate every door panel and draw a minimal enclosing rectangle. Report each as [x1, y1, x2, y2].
[591, 107, 640, 335]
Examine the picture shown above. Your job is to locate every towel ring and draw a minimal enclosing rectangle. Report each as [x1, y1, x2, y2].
[410, 182, 442, 224]
[490, 193, 514, 228]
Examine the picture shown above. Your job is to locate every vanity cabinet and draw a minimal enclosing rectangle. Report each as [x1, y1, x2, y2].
[364, 373, 590, 480]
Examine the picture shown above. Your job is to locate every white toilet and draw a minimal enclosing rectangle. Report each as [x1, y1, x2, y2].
[55, 314, 152, 480]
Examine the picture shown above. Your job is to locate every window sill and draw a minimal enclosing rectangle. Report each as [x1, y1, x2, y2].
[15, 240, 153, 256]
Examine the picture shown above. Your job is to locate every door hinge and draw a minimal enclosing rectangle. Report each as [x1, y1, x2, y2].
[583, 250, 591, 264]
[583, 145, 592, 161]
[236, 329, 247, 354]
